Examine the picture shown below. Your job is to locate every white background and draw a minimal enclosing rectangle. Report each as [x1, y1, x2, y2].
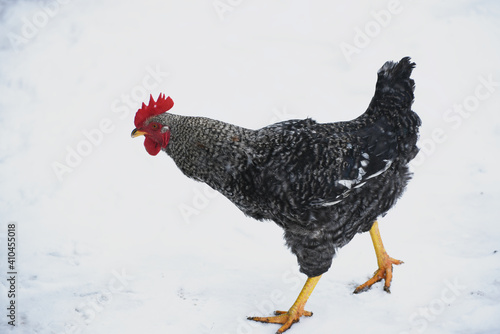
[0, 0, 499, 333]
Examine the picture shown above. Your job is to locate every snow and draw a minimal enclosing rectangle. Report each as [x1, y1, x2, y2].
[1, 0, 500, 333]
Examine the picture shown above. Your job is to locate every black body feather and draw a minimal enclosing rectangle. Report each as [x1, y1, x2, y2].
[152, 57, 421, 277]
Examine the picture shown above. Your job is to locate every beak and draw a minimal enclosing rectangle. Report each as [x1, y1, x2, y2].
[131, 128, 147, 138]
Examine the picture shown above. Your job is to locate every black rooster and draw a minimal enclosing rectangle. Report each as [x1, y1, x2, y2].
[131, 57, 421, 333]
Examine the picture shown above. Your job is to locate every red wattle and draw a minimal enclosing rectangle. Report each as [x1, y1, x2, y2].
[144, 137, 161, 156]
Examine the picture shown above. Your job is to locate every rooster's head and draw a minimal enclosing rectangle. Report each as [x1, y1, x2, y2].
[131, 93, 174, 156]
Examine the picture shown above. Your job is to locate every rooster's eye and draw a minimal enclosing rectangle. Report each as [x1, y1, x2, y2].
[151, 123, 158, 130]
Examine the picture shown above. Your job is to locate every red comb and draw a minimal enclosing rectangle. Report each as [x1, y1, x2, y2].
[134, 93, 174, 127]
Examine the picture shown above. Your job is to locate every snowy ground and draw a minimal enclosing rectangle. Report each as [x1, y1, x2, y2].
[1, 0, 500, 333]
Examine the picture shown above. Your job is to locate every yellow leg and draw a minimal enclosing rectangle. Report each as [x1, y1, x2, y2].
[354, 221, 403, 294]
[248, 275, 321, 333]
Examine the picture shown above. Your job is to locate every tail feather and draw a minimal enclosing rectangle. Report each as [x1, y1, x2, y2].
[373, 56, 416, 109]
[371, 57, 421, 162]
[377, 56, 415, 80]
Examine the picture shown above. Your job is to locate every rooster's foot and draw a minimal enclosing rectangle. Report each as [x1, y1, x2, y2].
[248, 309, 313, 333]
[354, 255, 403, 293]
[248, 275, 321, 333]
[353, 221, 403, 294]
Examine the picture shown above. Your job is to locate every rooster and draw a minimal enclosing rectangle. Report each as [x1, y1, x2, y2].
[131, 57, 421, 333]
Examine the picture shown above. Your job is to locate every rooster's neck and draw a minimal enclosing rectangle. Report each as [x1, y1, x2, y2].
[160, 113, 254, 190]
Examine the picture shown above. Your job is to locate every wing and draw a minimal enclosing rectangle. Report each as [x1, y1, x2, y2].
[307, 116, 399, 208]
[250, 117, 399, 211]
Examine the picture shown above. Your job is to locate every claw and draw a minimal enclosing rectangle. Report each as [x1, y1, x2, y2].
[248, 275, 321, 333]
[354, 256, 403, 294]
[249, 308, 313, 333]
[354, 221, 403, 294]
